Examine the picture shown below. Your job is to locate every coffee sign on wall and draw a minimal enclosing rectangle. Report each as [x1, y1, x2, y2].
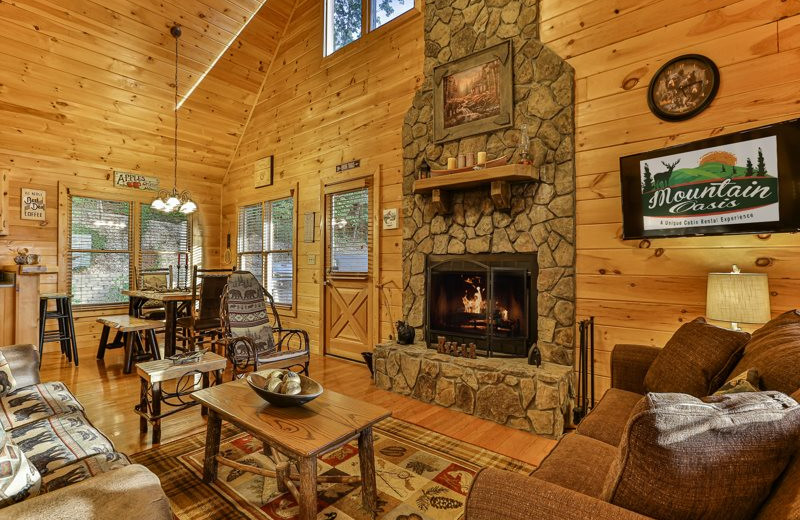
[113, 171, 159, 191]
[21, 188, 46, 221]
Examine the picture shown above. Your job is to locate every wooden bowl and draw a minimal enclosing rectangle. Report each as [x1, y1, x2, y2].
[246, 371, 323, 407]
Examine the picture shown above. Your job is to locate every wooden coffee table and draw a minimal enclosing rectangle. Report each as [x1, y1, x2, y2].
[192, 376, 391, 520]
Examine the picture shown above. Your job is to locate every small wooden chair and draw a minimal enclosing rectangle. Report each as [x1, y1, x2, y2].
[176, 265, 234, 352]
[96, 314, 162, 374]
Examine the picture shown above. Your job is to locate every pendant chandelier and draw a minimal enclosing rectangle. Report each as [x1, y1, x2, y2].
[151, 25, 197, 214]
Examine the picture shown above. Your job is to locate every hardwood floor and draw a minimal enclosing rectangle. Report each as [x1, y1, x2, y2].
[38, 342, 557, 467]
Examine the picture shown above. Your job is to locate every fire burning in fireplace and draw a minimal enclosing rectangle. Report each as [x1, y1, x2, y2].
[461, 277, 486, 314]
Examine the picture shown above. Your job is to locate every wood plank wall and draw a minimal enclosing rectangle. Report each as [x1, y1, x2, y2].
[221, 0, 424, 353]
[539, 0, 800, 398]
[0, 0, 288, 350]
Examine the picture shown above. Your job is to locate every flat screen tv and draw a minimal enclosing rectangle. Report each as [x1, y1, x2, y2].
[620, 118, 800, 240]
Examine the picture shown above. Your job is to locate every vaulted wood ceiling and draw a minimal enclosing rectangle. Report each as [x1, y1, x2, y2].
[0, 0, 294, 183]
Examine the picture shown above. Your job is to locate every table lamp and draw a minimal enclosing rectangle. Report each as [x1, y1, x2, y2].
[706, 265, 771, 331]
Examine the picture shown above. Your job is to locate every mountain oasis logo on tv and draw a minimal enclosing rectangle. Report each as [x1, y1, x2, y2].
[639, 136, 779, 231]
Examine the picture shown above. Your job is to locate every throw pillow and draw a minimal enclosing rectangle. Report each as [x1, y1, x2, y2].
[644, 317, 750, 396]
[0, 429, 41, 507]
[602, 392, 800, 520]
[0, 353, 17, 396]
[713, 368, 760, 395]
[729, 310, 800, 394]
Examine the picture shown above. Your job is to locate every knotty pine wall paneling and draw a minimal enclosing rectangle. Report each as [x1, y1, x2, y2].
[221, 0, 424, 353]
[0, 0, 290, 352]
[540, 0, 800, 398]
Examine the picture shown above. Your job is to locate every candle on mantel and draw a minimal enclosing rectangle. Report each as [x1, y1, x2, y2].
[447, 157, 458, 170]
[477, 151, 488, 165]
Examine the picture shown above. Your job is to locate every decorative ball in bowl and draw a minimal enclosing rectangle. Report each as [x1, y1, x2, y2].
[246, 369, 323, 407]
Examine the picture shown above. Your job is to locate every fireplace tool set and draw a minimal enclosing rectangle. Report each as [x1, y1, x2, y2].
[573, 316, 596, 424]
[436, 336, 477, 359]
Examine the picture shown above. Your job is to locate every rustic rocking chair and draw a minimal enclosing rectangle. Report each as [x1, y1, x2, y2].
[220, 271, 310, 380]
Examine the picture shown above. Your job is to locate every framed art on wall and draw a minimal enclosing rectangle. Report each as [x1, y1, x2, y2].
[433, 41, 514, 142]
[254, 156, 274, 188]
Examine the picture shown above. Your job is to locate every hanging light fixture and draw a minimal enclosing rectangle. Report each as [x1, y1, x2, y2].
[151, 25, 197, 215]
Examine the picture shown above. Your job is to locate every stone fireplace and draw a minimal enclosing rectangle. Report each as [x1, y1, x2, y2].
[375, 0, 576, 438]
[401, 0, 576, 366]
[427, 253, 537, 357]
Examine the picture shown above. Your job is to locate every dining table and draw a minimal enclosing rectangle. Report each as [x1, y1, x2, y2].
[122, 289, 192, 358]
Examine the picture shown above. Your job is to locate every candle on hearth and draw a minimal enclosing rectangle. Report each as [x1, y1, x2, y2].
[465, 152, 475, 167]
[477, 151, 487, 165]
[447, 157, 457, 170]
[457, 154, 466, 169]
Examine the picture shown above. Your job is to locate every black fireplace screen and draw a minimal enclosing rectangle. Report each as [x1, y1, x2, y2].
[426, 254, 537, 357]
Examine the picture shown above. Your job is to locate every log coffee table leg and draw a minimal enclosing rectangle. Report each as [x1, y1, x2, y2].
[297, 456, 318, 520]
[358, 427, 378, 517]
[203, 410, 222, 483]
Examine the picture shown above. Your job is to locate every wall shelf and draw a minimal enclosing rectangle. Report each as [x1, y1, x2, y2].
[412, 163, 538, 212]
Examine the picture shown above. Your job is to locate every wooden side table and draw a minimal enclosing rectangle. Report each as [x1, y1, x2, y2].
[134, 352, 227, 444]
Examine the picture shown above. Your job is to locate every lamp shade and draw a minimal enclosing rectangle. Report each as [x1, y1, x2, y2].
[706, 271, 771, 324]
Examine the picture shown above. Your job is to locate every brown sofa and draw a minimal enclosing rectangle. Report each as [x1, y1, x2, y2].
[466, 314, 800, 520]
[0, 344, 172, 519]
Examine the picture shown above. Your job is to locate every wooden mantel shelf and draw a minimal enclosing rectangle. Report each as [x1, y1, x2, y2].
[412, 163, 538, 213]
[412, 163, 538, 194]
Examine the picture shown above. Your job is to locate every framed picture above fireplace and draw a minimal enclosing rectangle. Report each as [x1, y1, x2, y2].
[433, 41, 514, 143]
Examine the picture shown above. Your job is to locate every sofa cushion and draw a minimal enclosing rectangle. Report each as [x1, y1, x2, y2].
[730, 310, 800, 395]
[603, 392, 800, 520]
[0, 353, 18, 396]
[532, 433, 618, 499]
[0, 382, 84, 431]
[756, 388, 800, 520]
[10, 411, 115, 476]
[40, 451, 129, 493]
[0, 427, 41, 508]
[644, 317, 750, 396]
[576, 389, 643, 447]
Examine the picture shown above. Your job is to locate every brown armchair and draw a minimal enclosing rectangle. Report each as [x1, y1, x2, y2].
[220, 270, 310, 380]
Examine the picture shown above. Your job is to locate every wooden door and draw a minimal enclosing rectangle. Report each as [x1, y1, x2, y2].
[323, 181, 373, 361]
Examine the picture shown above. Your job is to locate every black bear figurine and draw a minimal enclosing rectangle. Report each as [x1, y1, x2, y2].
[396, 321, 415, 345]
[528, 344, 542, 367]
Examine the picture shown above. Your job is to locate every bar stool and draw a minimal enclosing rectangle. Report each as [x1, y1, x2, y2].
[38, 293, 79, 367]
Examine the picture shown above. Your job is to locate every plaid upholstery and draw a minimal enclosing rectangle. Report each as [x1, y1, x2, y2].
[603, 392, 800, 520]
[225, 272, 275, 359]
[40, 452, 130, 493]
[532, 433, 618, 499]
[730, 310, 800, 395]
[0, 382, 84, 431]
[644, 317, 750, 396]
[10, 411, 115, 476]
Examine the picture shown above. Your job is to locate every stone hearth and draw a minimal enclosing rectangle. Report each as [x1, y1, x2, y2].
[374, 342, 572, 438]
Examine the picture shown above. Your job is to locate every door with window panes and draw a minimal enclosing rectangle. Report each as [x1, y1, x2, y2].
[323, 182, 373, 361]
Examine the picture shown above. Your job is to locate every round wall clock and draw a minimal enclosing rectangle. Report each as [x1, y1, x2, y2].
[647, 54, 720, 122]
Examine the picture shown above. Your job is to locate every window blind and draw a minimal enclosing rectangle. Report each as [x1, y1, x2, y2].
[237, 198, 294, 305]
[68, 196, 132, 306]
[139, 205, 191, 288]
[330, 188, 369, 274]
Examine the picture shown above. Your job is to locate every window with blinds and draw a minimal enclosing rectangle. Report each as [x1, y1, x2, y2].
[237, 197, 294, 306]
[68, 196, 132, 306]
[330, 188, 369, 274]
[139, 205, 192, 288]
